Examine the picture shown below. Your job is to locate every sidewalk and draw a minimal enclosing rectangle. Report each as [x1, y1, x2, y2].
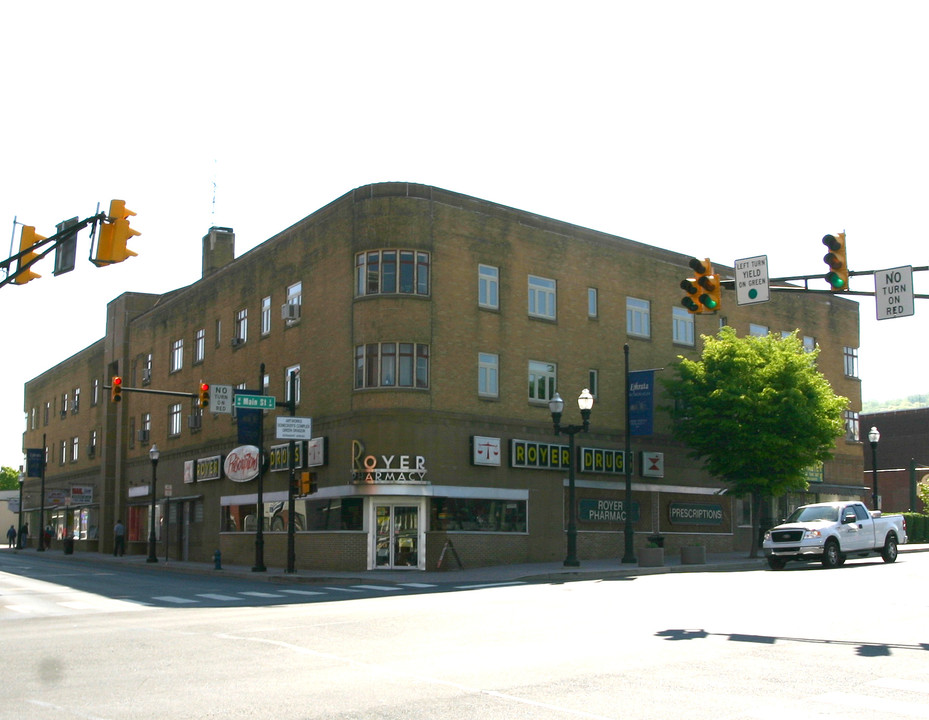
[14, 543, 929, 585]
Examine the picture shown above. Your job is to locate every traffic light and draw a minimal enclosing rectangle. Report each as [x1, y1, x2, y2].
[822, 233, 848, 291]
[93, 199, 140, 266]
[681, 258, 721, 313]
[198, 382, 210, 410]
[111, 376, 123, 402]
[13, 226, 46, 285]
[299, 471, 317, 495]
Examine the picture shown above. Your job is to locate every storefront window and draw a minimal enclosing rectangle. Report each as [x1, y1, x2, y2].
[223, 498, 364, 533]
[432, 498, 527, 533]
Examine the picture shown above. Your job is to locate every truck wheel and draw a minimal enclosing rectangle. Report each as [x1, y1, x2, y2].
[881, 536, 898, 563]
[821, 539, 841, 569]
[767, 557, 786, 570]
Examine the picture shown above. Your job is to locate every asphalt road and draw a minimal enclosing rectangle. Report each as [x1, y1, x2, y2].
[2, 549, 928, 720]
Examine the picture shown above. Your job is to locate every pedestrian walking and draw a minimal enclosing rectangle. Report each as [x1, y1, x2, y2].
[6, 525, 15, 548]
[113, 519, 126, 556]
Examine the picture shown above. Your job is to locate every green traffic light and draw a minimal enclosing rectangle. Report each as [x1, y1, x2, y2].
[825, 271, 846, 289]
[699, 294, 719, 310]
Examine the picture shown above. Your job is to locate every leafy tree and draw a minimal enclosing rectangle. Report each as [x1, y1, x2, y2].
[0, 466, 21, 491]
[663, 327, 848, 557]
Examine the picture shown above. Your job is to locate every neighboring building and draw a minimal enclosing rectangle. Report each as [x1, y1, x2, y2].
[21, 183, 865, 569]
[861, 408, 929, 513]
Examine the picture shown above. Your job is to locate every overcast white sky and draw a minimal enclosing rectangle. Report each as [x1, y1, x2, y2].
[2, 1, 927, 468]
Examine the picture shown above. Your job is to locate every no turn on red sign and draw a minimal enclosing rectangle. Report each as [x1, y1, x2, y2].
[875, 266, 915, 320]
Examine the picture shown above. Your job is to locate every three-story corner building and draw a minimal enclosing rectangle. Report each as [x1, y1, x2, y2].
[20, 182, 865, 570]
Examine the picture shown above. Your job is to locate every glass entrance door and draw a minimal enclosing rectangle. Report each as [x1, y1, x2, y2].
[374, 504, 420, 568]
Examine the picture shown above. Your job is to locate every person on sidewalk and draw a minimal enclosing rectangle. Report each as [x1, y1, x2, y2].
[6, 525, 15, 548]
[113, 519, 126, 556]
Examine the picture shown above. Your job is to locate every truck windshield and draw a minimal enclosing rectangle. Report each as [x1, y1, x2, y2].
[787, 506, 839, 523]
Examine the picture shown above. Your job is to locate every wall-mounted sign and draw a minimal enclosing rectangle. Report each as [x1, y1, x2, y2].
[640, 451, 664, 478]
[510, 439, 570, 470]
[224, 445, 261, 482]
[269, 442, 303, 473]
[668, 502, 724, 526]
[351, 440, 428, 484]
[471, 436, 502, 466]
[197, 455, 222, 482]
[578, 499, 641, 523]
[579, 447, 629, 475]
[307, 437, 327, 467]
[70, 485, 94, 505]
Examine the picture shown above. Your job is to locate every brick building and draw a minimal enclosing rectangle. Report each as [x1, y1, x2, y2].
[861, 408, 929, 514]
[21, 183, 865, 569]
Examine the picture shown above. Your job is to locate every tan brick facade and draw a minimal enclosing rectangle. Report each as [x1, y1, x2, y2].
[21, 183, 863, 568]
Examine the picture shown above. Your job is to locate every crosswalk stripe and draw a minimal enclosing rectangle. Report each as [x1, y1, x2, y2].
[153, 595, 200, 604]
[351, 585, 400, 592]
[398, 583, 437, 588]
[196, 593, 239, 601]
[239, 591, 285, 598]
[323, 586, 362, 593]
[279, 589, 325, 596]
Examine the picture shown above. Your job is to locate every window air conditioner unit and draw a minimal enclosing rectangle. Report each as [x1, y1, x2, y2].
[281, 303, 301, 321]
[188, 414, 202, 429]
[138, 429, 150, 443]
[231, 337, 244, 347]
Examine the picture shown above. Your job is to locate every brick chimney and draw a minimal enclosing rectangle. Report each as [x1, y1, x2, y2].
[202, 227, 235, 278]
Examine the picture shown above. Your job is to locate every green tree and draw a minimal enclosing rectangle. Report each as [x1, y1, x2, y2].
[663, 327, 848, 557]
[0, 466, 20, 491]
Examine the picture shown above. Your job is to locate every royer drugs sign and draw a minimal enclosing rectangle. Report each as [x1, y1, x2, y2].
[875, 266, 915, 320]
[734, 255, 770, 305]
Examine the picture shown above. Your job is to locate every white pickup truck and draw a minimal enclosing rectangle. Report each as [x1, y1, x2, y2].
[762, 501, 907, 570]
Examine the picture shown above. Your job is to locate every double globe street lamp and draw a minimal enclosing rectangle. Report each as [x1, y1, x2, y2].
[549, 388, 594, 567]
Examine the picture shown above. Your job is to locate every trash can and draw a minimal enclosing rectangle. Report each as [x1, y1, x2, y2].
[63, 536, 74, 555]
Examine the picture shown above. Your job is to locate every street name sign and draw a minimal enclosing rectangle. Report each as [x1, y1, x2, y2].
[212, 384, 233, 414]
[874, 266, 915, 321]
[276, 416, 313, 441]
[734, 255, 770, 305]
[234, 394, 277, 410]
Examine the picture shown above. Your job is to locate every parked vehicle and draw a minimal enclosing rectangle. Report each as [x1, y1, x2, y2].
[762, 501, 907, 570]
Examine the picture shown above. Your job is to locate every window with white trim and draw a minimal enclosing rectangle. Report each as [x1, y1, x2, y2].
[354, 343, 429, 389]
[234, 309, 247, 344]
[170, 338, 183, 373]
[479, 353, 499, 398]
[626, 297, 650, 338]
[479, 264, 499, 309]
[194, 328, 205, 364]
[844, 346, 859, 378]
[356, 250, 430, 296]
[672, 307, 695, 346]
[169, 403, 182, 437]
[261, 296, 272, 336]
[528, 275, 556, 319]
[528, 360, 556, 403]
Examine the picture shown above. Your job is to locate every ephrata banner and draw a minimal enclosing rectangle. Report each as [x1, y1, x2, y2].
[629, 370, 655, 436]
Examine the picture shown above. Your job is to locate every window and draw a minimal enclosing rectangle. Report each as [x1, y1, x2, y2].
[30, 407, 37, 430]
[479, 353, 499, 398]
[287, 281, 302, 307]
[61, 393, 69, 416]
[356, 250, 430, 297]
[431, 498, 527, 533]
[92, 378, 100, 406]
[672, 307, 695, 346]
[844, 346, 859, 378]
[528, 276, 556, 320]
[844, 410, 859, 442]
[215, 319, 222, 347]
[170, 339, 184, 373]
[479, 265, 499, 309]
[803, 336, 816, 353]
[354, 343, 430, 389]
[169, 403, 182, 437]
[588, 288, 598, 318]
[141, 412, 151, 439]
[71, 437, 79, 462]
[528, 360, 556, 403]
[285, 365, 301, 405]
[261, 296, 272, 335]
[194, 328, 205, 364]
[89, 429, 97, 456]
[59, 440, 67, 465]
[588, 369, 599, 399]
[749, 323, 768, 337]
[72, 387, 81, 413]
[44, 402, 50, 426]
[626, 297, 650, 338]
[141, 353, 153, 384]
[234, 309, 247, 344]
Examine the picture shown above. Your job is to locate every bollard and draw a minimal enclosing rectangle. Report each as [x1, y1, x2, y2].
[213, 549, 222, 570]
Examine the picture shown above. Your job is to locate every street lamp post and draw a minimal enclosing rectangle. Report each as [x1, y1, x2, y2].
[17, 467, 24, 549]
[868, 426, 880, 511]
[549, 389, 594, 567]
[147, 444, 160, 563]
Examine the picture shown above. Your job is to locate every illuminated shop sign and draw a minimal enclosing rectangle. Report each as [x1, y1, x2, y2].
[668, 502, 724, 526]
[510, 440, 630, 475]
[579, 447, 629, 475]
[192, 455, 222, 482]
[351, 439, 428, 484]
[269, 442, 303, 473]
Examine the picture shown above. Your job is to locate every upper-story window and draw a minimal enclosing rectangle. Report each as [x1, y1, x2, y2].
[844, 346, 859, 378]
[92, 378, 100, 406]
[170, 339, 184, 373]
[194, 328, 205, 364]
[261, 296, 272, 336]
[528, 360, 556, 403]
[528, 276, 556, 320]
[356, 250, 430, 297]
[169, 403, 183, 437]
[588, 288, 598, 318]
[479, 265, 499, 309]
[72, 387, 81, 413]
[354, 342, 429, 389]
[234, 309, 248, 345]
[749, 323, 768, 337]
[478, 353, 499, 398]
[626, 297, 650, 338]
[672, 307, 695, 346]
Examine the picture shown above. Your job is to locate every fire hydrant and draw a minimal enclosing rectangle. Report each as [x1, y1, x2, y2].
[213, 549, 222, 570]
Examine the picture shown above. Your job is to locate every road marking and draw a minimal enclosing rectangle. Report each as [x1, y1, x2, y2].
[398, 583, 437, 588]
[153, 595, 200, 604]
[323, 586, 362, 593]
[351, 584, 402, 592]
[454, 581, 526, 590]
[196, 593, 240, 601]
[279, 589, 325, 596]
[239, 591, 286, 598]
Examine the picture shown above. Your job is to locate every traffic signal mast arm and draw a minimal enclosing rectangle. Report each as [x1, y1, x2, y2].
[718, 266, 929, 299]
[1, 213, 105, 289]
[103, 383, 197, 400]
